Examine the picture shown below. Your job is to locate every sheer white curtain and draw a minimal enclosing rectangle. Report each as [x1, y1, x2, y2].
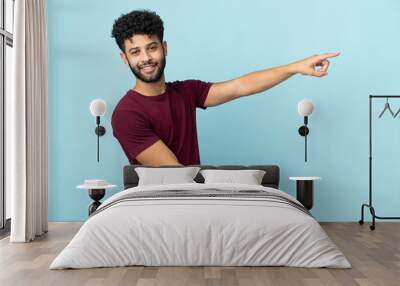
[8, 0, 48, 242]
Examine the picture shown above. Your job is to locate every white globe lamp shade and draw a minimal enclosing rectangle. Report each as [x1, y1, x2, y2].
[90, 99, 107, 117]
[297, 99, 314, 117]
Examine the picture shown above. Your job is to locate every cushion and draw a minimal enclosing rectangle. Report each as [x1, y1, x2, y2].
[135, 167, 201, 186]
[200, 169, 266, 185]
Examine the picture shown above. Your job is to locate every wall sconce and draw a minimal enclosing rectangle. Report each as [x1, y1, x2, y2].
[89, 99, 107, 162]
[297, 99, 314, 162]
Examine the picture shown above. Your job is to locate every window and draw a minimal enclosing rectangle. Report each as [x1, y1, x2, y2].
[0, 0, 14, 236]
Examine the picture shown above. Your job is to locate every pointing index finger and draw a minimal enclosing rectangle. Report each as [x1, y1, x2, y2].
[319, 52, 341, 60]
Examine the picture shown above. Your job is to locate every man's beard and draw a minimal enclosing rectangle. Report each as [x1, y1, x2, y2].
[128, 54, 166, 83]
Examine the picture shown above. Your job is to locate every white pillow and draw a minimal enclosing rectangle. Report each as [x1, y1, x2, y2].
[135, 167, 201, 186]
[200, 169, 266, 185]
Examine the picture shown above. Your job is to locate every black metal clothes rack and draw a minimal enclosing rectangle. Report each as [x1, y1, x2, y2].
[359, 95, 400, 230]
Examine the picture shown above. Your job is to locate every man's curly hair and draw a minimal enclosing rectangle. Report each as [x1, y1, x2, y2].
[111, 9, 164, 53]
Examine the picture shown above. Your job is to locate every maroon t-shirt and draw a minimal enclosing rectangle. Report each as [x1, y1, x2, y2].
[111, 79, 213, 165]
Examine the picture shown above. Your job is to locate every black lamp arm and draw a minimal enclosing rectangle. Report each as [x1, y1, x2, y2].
[298, 116, 310, 162]
[94, 116, 106, 162]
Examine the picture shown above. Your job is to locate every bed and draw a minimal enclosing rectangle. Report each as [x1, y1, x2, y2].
[49, 165, 351, 269]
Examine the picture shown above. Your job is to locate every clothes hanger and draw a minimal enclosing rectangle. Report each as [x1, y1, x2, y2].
[378, 97, 395, 118]
[393, 105, 400, 118]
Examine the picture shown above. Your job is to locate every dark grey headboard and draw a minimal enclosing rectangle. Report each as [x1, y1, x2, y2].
[123, 165, 280, 190]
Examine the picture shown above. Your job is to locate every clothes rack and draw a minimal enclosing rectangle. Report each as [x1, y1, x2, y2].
[359, 95, 400, 230]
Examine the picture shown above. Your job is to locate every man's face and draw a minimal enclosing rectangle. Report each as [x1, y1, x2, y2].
[120, 34, 167, 83]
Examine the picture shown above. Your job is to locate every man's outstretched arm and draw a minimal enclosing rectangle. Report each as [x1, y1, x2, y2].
[204, 52, 340, 107]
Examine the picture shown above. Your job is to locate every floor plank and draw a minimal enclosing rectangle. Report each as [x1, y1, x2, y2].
[0, 222, 399, 286]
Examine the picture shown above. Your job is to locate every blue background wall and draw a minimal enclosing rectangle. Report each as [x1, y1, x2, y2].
[47, 0, 400, 221]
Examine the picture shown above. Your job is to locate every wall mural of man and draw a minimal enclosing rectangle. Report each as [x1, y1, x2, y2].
[111, 9, 339, 166]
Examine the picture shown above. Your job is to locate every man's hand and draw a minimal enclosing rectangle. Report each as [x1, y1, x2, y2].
[289, 52, 340, 77]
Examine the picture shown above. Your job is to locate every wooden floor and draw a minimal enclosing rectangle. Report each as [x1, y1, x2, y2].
[0, 222, 399, 286]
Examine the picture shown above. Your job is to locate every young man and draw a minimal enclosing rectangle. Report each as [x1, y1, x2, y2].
[111, 9, 339, 167]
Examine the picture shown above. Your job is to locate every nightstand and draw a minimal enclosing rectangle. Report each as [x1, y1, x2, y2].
[77, 180, 117, 216]
[289, 176, 321, 210]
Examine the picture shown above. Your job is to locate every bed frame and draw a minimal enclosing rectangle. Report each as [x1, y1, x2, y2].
[123, 165, 280, 189]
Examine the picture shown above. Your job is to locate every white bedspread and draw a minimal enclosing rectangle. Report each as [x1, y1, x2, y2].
[49, 183, 351, 269]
